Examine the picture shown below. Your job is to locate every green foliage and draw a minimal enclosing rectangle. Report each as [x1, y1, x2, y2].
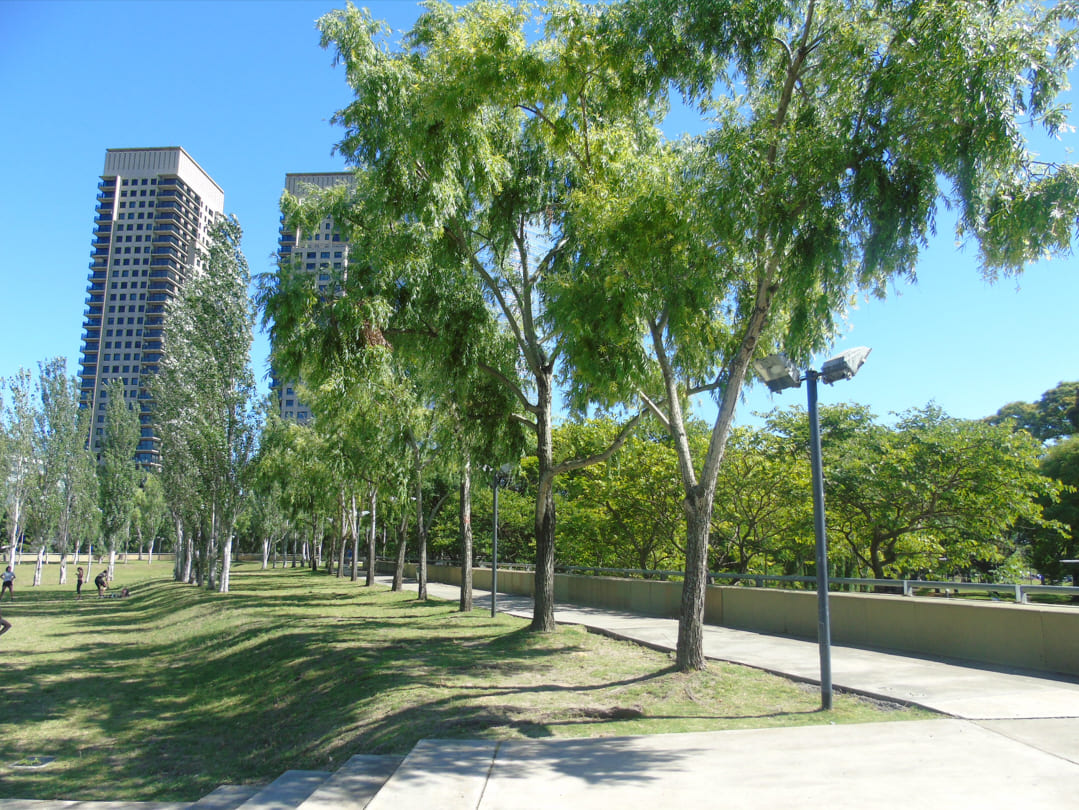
[150, 216, 258, 588]
[818, 405, 1058, 578]
[1029, 436, 1079, 580]
[134, 473, 168, 554]
[989, 381, 1079, 442]
[2, 368, 37, 564]
[99, 379, 140, 560]
[32, 359, 98, 564]
[711, 427, 814, 575]
[553, 419, 687, 571]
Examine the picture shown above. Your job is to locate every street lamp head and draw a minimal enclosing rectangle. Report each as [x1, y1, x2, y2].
[754, 353, 802, 393]
[819, 346, 872, 384]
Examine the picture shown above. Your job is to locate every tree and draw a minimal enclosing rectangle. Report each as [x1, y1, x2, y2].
[2, 368, 37, 565]
[544, 0, 1079, 669]
[814, 405, 1056, 578]
[555, 419, 685, 572]
[151, 216, 258, 593]
[1030, 436, 1079, 581]
[34, 359, 98, 583]
[711, 426, 814, 577]
[133, 473, 168, 563]
[99, 379, 140, 576]
[267, 0, 650, 632]
[990, 382, 1079, 443]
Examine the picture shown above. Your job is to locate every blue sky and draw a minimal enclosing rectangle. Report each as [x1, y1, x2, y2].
[1, 0, 1076, 428]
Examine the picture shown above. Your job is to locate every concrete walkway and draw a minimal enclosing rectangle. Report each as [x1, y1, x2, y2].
[373, 576, 1079, 807]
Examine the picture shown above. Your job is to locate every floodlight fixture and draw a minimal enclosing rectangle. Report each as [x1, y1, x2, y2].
[820, 346, 872, 384]
[753, 353, 802, 393]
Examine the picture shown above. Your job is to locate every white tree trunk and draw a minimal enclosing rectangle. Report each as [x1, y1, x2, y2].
[219, 532, 232, 593]
[33, 546, 45, 586]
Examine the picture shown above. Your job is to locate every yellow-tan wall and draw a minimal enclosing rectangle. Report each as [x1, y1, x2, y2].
[415, 564, 1079, 676]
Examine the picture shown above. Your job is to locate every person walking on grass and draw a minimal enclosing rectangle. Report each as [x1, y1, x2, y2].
[76, 566, 85, 600]
[0, 607, 10, 637]
[1, 566, 14, 601]
[95, 569, 108, 597]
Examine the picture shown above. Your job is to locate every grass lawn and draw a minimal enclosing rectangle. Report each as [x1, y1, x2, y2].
[0, 560, 935, 802]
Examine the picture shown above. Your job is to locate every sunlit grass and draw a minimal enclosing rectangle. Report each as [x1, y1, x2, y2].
[0, 560, 934, 802]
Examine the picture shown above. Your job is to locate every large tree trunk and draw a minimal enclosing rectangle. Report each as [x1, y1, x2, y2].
[183, 522, 194, 584]
[173, 518, 184, 581]
[206, 505, 218, 591]
[415, 465, 428, 601]
[459, 454, 473, 612]
[392, 512, 409, 592]
[336, 517, 347, 578]
[219, 530, 233, 593]
[7, 500, 22, 566]
[350, 492, 360, 582]
[59, 553, 68, 586]
[676, 493, 714, 670]
[531, 370, 557, 632]
[365, 488, 377, 587]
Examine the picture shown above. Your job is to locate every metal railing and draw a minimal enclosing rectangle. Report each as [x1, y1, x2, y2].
[459, 561, 1079, 605]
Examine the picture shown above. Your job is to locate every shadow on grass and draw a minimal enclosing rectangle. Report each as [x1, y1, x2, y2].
[1, 567, 651, 801]
[2, 564, 866, 803]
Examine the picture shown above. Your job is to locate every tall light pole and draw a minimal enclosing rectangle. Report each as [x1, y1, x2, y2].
[753, 346, 871, 710]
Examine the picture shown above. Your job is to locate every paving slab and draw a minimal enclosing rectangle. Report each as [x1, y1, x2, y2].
[187, 785, 262, 810]
[475, 719, 1079, 809]
[363, 740, 497, 810]
[975, 718, 1079, 764]
[234, 771, 329, 810]
[296, 755, 402, 810]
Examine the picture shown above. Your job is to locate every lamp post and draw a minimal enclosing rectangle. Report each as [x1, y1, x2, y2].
[753, 346, 871, 710]
[489, 462, 514, 618]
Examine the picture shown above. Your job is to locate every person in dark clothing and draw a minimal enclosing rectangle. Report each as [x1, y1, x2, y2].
[95, 570, 109, 597]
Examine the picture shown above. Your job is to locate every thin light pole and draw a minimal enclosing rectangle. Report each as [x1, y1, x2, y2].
[491, 475, 500, 618]
[806, 370, 833, 710]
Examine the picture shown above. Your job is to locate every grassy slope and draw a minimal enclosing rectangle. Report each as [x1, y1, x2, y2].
[0, 560, 934, 801]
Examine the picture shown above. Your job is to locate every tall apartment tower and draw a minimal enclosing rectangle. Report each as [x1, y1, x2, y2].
[272, 172, 353, 423]
[79, 147, 225, 466]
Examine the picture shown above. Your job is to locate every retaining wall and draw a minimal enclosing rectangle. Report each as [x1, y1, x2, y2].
[406, 563, 1079, 677]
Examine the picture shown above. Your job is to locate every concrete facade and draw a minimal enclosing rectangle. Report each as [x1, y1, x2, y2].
[78, 147, 224, 466]
[271, 172, 353, 424]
